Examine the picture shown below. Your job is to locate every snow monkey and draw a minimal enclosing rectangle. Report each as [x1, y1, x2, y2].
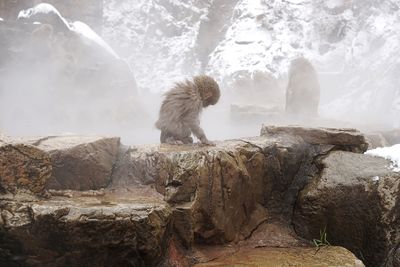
[155, 75, 220, 145]
[285, 57, 320, 116]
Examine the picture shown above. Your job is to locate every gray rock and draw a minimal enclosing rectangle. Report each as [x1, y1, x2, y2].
[0, 188, 171, 267]
[293, 151, 400, 267]
[6, 136, 120, 191]
[261, 125, 368, 153]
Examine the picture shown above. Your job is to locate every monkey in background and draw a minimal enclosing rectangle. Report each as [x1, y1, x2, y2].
[285, 57, 320, 117]
[155, 75, 220, 146]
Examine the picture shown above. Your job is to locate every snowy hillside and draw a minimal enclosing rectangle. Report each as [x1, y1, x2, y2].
[103, 0, 211, 92]
[103, 0, 400, 129]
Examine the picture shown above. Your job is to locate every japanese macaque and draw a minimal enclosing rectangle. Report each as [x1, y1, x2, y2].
[285, 57, 320, 116]
[155, 75, 220, 145]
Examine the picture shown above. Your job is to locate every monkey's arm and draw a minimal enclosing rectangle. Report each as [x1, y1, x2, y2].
[189, 120, 215, 146]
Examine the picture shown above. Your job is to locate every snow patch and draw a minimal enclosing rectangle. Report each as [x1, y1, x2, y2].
[326, 0, 345, 9]
[18, 3, 59, 18]
[0, 17, 3, 22]
[366, 144, 400, 172]
[17, 3, 70, 30]
[71, 21, 120, 59]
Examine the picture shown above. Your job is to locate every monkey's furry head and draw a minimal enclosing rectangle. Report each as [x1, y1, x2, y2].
[193, 75, 220, 107]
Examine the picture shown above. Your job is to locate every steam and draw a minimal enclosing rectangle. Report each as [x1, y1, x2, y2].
[1, 1, 399, 145]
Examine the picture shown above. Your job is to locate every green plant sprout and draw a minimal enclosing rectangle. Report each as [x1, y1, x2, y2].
[313, 226, 331, 253]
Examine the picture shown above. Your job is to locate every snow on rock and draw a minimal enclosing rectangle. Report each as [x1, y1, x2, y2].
[17, 3, 70, 31]
[18, 3, 120, 60]
[103, 0, 400, 128]
[207, 0, 314, 79]
[70, 21, 119, 59]
[103, 0, 210, 92]
[17, 3, 61, 19]
[366, 144, 400, 172]
[0, 18, 3, 22]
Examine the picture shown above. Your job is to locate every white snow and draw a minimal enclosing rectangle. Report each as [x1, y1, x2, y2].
[102, 0, 400, 128]
[366, 144, 400, 172]
[103, 0, 209, 92]
[17, 3, 70, 30]
[326, 0, 345, 9]
[207, 0, 315, 79]
[0, 17, 3, 22]
[70, 21, 120, 59]
[17, 3, 120, 60]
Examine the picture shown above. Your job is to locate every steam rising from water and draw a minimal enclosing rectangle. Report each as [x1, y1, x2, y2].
[1, 1, 399, 145]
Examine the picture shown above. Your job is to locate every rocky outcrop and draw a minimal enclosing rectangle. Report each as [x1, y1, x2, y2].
[261, 125, 368, 153]
[0, 143, 52, 194]
[293, 151, 400, 267]
[112, 127, 368, 247]
[1, 126, 388, 267]
[0, 188, 171, 267]
[37, 136, 120, 190]
[1, 136, 120, 191]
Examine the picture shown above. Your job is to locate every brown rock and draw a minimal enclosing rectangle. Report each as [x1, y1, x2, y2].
[293, 151, 400, 267]
[194, 246, 364, 267]
[112, 128, 360, 245]
[19, 136, 120, 191]
[4, 135, 120, 191]
[0, 187, 171, 267]
[0, 143, 52, 194]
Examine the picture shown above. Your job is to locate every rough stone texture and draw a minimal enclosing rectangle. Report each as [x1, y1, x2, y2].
[6, 136, 121, 191]
[293, 151, 400, 267]
[261, 125, 368, 153]
[0, 143, 52, 194]
[39, 136, 120, 190]
[194, 246, 364, 267]
[0, 127, 373, 266]
[112, 126, 368, 246]
[0, 188, 171, 267]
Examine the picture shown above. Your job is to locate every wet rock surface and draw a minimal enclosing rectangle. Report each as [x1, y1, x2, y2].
[3, 136, 120, 191]
[1, 126, 396, 267]
[0, 187, 171, 267]
[0, 143, 52, 194]
[293, 151, 400, 267]
[194, 246, 364, 267]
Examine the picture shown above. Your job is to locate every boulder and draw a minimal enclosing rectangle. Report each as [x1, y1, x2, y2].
[261, 125, 368, 153]
[39, 136, 120, 190]
[0, 127, 374, 266]
[8, 136, 120, 191]
[0, 187, 171, 267]
[0, 143, 52, 194]
[112, 126, 369, 245]
[293, 151, 400, 267]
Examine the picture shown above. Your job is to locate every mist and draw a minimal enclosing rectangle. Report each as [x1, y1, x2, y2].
[1, 0, 399, 145]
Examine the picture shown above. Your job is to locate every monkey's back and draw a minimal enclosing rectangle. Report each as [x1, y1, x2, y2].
[155, 80, 203, 133]
[286, 58, 320, 116]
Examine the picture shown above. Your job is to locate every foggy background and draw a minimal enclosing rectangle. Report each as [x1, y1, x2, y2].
[0, 0, 399, 145]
